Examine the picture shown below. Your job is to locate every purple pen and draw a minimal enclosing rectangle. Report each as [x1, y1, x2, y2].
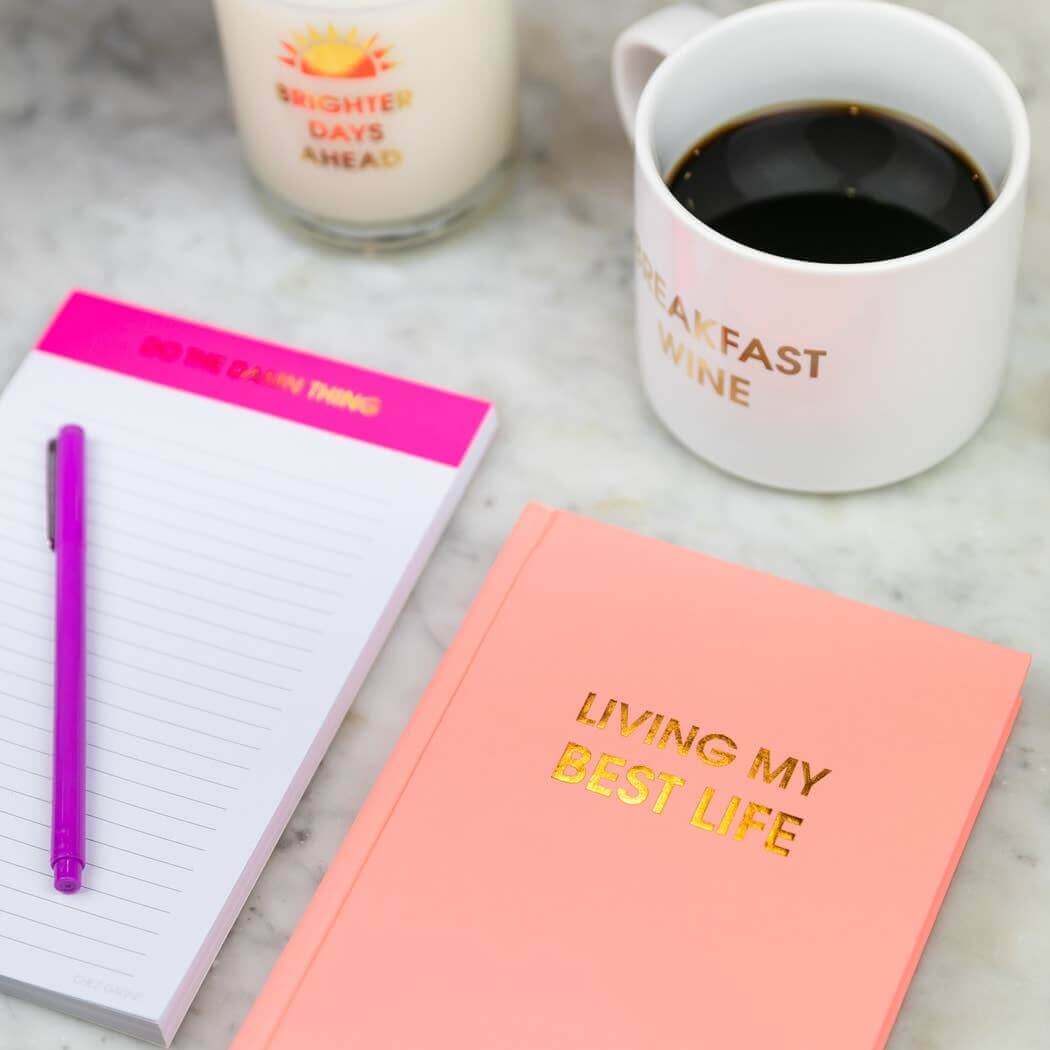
[48, 425, 87, 894]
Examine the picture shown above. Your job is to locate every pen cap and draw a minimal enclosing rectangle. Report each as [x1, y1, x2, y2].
[53, 425, 86, 548]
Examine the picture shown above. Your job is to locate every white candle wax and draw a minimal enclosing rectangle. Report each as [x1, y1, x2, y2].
[214, 0, 517, 226]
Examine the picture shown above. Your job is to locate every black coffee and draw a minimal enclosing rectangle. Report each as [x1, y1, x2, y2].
[667, 103, 993, 264]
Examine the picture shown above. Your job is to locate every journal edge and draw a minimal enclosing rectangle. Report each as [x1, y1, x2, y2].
[230, 502, 559, 1050]
[874, 677, 1028, 1049]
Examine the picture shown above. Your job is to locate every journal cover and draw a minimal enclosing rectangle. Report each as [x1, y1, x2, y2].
[233, 504, 1030, 1050]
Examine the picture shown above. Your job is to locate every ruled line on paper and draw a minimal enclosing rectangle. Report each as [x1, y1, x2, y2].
[0, 739, 233, 810]
[0, 871, 166, 923]
[90, 601, 311, 660]
[0, 785, 206, 851]
[0, 643, 282, 719]
[0, 747, 236, 805]
[0, 686, 263, 755]
[0, 535, 336, 624]
[0, 809, 194, 872]
[0, 501, 353, 591]
[0, 602, 304, 678]
[0, 907, 148, 956]
[87, 865, 180, 893]
[0, 736, 231, 810]
[89, 730, 249, 772]
[85, 766, 229, 809]
[0, 492, 358, 566]
[86, 440, 385, 522]
[0, 837, 180, 893]
[88, 675, 274, 732]
[85, 747, 238, 791]
[0, 933, 135, 978]
[89, 551, 336, 617]
[2, 450, 376, 544]
[89, 701, 264, 749]
[0, 672, 272, 738]
[0, 870, 168, 922]
[93, 622, 305, 672]
[0, 748, 229, 812]
[84, 815, 207, 852]
[17, 409, 392, 512]
[10, 440, 377, 525]
[87, 727, 250, 772]
[0, 467, 371, 556]
[86, 471, 368, 545]
[0, 471, 364, 568]
[89, 538, 346, 598]
[89, 496, 369, 560]
[81, 885, 172, 915]
[93, 512, 360, 576]
[0, 761, 218, 829]
[0, 575, 319, 655]
[16, 863, 158, 907]
[93, 569, 325, 632]
[85, 793, 216, 832]
[88, 640, 296, 694]
[0, 701, 249, 772]
[84, 841, 192, 873]
[0, 622, 47, 644]
[89, 656, 284, 710]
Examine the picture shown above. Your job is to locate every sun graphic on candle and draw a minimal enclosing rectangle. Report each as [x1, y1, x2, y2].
[279, 25, 396, 79]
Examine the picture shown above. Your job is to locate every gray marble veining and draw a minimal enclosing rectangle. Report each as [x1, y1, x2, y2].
[0, 1, 1047, 1047]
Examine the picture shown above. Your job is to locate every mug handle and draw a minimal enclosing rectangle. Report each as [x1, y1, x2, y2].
[612, 3, 721, 141]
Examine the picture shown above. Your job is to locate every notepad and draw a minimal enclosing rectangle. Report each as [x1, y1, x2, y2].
[0, 292, 496, 1044]
[233, 505, 1029, 1050]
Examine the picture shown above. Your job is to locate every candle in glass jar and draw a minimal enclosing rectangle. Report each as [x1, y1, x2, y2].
[213, 0, 517, 246]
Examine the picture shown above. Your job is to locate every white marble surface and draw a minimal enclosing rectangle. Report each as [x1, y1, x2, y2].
[0, 0, 1048, 1047]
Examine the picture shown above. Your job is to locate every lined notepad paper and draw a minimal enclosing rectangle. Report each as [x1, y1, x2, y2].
[0, 292, 495, 1043]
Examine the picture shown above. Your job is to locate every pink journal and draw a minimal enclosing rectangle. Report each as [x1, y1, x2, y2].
[233, 505, 1029, 1050]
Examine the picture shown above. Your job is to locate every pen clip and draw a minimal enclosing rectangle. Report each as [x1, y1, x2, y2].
[46, 437, 56, 551]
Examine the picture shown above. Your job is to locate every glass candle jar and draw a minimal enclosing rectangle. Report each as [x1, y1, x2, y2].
[213, 0, 518, 249]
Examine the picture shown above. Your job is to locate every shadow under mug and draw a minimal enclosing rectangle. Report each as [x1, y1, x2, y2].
[613, 1, 1029, 493]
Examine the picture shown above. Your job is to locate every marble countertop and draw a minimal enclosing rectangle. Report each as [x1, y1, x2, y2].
[1, 0, 1048, 1047]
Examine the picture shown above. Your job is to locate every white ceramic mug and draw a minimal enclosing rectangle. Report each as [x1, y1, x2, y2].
[613, 1, 1029, 492]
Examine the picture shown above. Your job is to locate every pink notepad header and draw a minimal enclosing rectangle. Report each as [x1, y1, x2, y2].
[37, 292, 492, 467]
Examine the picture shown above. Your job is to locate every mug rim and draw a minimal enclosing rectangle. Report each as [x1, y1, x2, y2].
[634, 0, 1031, 274]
